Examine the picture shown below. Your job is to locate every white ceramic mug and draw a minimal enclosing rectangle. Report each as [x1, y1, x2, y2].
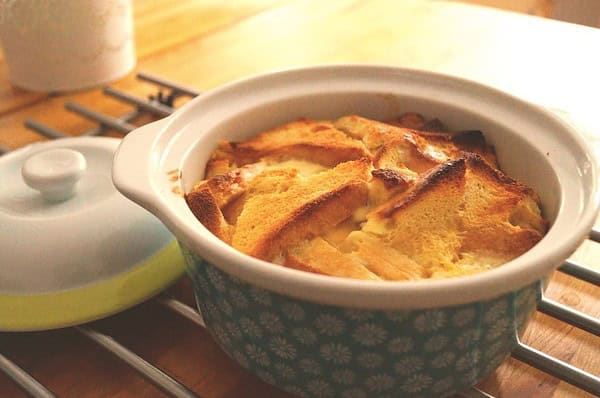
[0, 0, 135, 92]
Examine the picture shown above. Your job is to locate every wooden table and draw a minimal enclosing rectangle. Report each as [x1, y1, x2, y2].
[1, 1, 598, 397]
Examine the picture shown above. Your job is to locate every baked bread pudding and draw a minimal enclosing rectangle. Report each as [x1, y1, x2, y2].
[186, 113, 548, 280]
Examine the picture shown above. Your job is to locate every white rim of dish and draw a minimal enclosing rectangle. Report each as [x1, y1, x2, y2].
[114, 64, 600, 310]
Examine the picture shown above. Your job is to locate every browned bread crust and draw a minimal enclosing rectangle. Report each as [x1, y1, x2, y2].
[337, 114, 498, 168]
[187, 113, 547, 280]
[363, 159, 467, 274]
[285, 237, 380, 280]
[458, 153, 547, 261]
[231, 158, 370, 260]
[345, 231, 426, 280]
[369, 158, 467, 221]
[229, 119, 370, 167]
[364, 154, 547, 275]
[185, 184, 233, 243]
[199, 162, 267, 208]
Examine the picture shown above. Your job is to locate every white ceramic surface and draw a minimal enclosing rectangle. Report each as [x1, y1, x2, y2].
[21, 148, 87, 201]
[113, 65, 600, 310]
[0, 137, 173, 294]
[0, 0, 135, 92]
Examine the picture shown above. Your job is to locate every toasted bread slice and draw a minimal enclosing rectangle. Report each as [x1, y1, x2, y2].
[345, 231, 426, 280]
[362, 155, 546, 274]
[336, 115, 450, 169]
[230, 119, 370, 167]
[368, 168, 414, 206]
[389, 112, 427, 130]
[335, 115, 409, 150]
[285, 237, 380, 280]
[188, 161, 268, 227]
[415, 130, 498, 167]
[194, 161, 267, 208]
[458, 154, 547, 263]
[185, 184, 233, 243]
[219, 167, 299, 225]
[204, 141, 238, 178]
[390, 111, 497, 166]
[337, 115, 497, 169]
[373, 136, 443, 173]
[363, 159, 467, 274]
[195, 159, 328, 224]
[231, 158, 371, 260]
[189, 114, 547, 281]
[386, 112, 446, 131]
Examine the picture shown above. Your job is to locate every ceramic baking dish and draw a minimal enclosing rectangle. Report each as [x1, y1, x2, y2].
[113, 65, 599, 397]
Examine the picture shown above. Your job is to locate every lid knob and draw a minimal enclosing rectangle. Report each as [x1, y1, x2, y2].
[22, 148, 87, 202]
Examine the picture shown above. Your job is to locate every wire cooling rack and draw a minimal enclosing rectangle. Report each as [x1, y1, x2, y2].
[0, 72, 598, 398]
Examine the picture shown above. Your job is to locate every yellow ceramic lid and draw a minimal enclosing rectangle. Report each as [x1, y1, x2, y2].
[0, 137, 184, 331]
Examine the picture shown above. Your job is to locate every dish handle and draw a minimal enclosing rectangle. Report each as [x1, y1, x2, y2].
[112, 118, 169, 212]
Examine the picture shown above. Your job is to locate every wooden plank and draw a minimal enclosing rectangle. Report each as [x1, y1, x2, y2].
[0, 0, 292, 117]
[0, 1, 599, 397]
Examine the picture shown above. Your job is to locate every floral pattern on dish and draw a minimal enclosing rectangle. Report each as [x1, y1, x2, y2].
[182, 245, 540, 398]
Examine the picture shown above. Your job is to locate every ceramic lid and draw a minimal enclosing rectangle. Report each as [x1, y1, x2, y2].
[0, 137, 184, 331]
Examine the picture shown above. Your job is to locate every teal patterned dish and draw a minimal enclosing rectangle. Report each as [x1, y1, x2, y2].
[183, 247, 540, 398]
[113, 65, 600, 397]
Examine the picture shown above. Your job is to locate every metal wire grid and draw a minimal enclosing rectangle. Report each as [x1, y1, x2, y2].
[0, 72, 599, 398]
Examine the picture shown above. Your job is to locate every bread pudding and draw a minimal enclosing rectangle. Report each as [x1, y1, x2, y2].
[186, 113, 548, 281]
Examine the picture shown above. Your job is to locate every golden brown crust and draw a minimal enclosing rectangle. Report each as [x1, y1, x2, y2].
[371, 169, 410, 190]
[372, 158, 467, 220]
[231, 158, 370, 260]
[185, 184, 232, 242]
[238, 181, 369, 260]
[230, 119, 370, 167]
[336, 115, 496, 171]
[204, 141, 238, 178]
[457, 153, 548, 260]
[200, 162, 267, 208]
[386, 112, 446, 131]
[187, 113, 547, 281]
[363, 160, 467, 273]
[463, 153, 537, 200]
[335, 115, 411, 150]
[285, 237, 380, 280]
[393, 112, 426, 130]
[368, 168, 413, 207]
[372, 136, 443, 173]
[346, 231, 425, 280]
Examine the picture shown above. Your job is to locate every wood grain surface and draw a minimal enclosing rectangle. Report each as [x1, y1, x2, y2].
[1, 1, 598, 397]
